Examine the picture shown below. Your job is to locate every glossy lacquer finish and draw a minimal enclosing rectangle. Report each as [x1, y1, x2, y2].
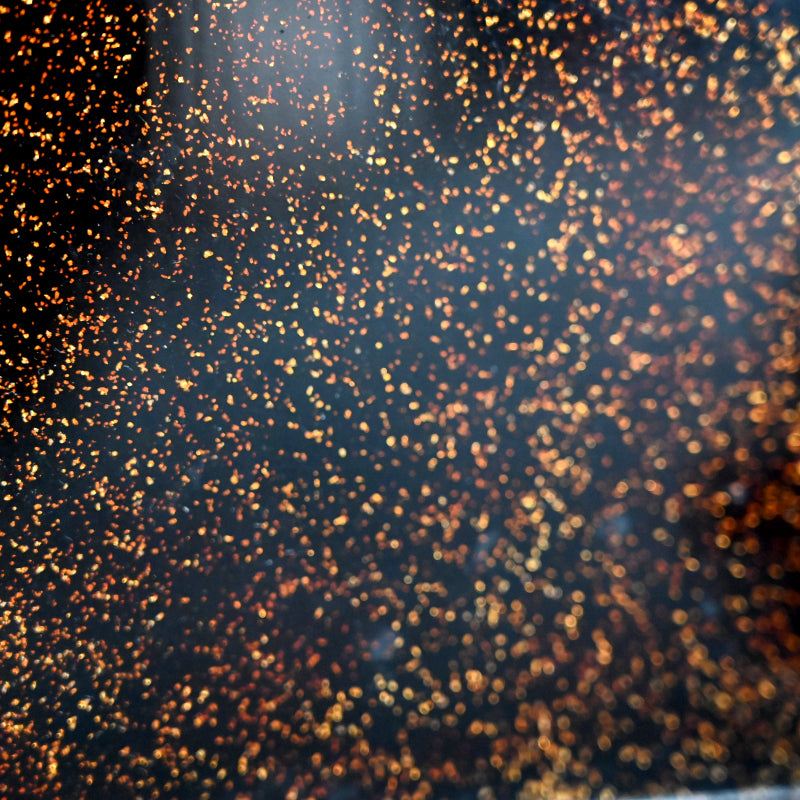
[2, 1, 800, 798]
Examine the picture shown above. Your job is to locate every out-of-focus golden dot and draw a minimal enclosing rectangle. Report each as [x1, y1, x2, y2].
[729, 562, 747, 579]
[664, 713, 680, 731]
[768, 563, 785, 580]
[758, 680, 776, 700]
[736, 616, 755, 633]
[670, 752, 686, 771]
[715, 692, 734, 712]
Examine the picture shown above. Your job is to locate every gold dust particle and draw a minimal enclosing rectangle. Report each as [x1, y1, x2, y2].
[2, 0, 799, 798]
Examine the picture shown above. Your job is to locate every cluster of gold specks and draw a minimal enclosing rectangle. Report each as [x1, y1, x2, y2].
[3, 0, 800, 797]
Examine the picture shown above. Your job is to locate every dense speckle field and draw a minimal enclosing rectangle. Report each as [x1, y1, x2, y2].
[2, 1, 800, 798]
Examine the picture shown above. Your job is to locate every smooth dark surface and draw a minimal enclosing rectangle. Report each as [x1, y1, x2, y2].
[2, 1, 800, 798]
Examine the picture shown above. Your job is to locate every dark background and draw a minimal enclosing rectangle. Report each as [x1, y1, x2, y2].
[2, 1, 800, 798]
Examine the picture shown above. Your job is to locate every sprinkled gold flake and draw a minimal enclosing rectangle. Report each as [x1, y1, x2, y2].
[2, 0, 800, 798]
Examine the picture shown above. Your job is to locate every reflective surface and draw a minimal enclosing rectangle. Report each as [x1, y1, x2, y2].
[2, 1, 800, 798]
